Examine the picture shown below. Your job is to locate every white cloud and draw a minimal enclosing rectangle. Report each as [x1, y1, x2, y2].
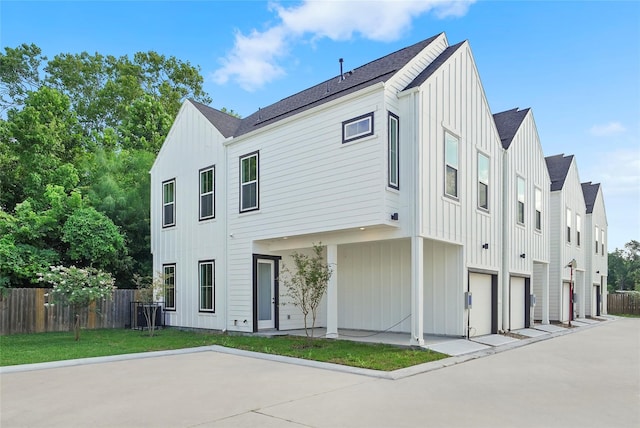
[589, 121, 627, 137]
[212, 0, 475, 91]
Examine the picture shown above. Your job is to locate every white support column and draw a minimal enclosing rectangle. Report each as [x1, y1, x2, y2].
[410, 236, 424, 346]
[326, 244, 338, 338]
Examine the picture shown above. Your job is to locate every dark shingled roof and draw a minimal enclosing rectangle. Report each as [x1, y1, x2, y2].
[493, 108, 530, 149]
[188, 99, 241, 139]
[545, 154, 574, 191]
[189, 34, 445, 139]
[581, 182, 600, 214]
[404, 41, 466, 90]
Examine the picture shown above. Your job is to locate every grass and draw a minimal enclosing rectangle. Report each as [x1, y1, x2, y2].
[612, 313, 640, 318]
[0, 328, 448, 371]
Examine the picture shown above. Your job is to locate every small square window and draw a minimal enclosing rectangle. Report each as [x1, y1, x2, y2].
[342, 113, 374, 143]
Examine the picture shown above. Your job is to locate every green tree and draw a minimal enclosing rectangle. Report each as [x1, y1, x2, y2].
[0, 43, 45, 112]
[38, 265, 115, 340]
[281, 244, 333, 338]
[608, 240, 640, 292]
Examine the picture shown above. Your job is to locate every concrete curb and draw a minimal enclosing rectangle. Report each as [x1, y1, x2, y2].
[1, 316, 617, 378]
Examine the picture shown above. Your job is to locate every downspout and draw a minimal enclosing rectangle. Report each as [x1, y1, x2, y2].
[412, 89, 424, 346]
[501, 148, 509, 333]
[222, 139, 229, 333]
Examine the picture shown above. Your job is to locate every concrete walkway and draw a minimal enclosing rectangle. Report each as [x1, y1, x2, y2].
[1, 317, 638, 427]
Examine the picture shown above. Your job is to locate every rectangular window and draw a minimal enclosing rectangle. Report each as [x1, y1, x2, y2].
[477, 153, 489, 210]
[535, 187, 542, 231]
[576, 214, 581, 246]
[445, 132, 459, 198]
[163, 264, 175, 310]
[595, 225, 599, 254]
[199, 260, 215, 312]
[342, 112, 374, 143]
[601, 230, 605, 255]
[566, 208, 572, 243]
[239, 152, 259, 212]
[388, 113, 399, 189]
[199, 166, 215, 220]
[516, 176, 525, 225]
[162, 179, 175, 227]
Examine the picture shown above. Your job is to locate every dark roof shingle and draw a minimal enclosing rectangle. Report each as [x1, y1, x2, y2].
[581, 182, 600, 214]
[188, 99, 241, 138]
[404, 41, 466, 90]
[493, 108, 530, 149]
[545, 154, 574, 191]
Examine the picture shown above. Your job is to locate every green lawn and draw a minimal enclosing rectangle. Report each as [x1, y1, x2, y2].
[0, 328, 448, 371]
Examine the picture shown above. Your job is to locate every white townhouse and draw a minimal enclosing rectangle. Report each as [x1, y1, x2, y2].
[545, 154, 587, 323]
[581, 182, 608, 317]
[493, 108, 551, 330]
[151, 32, 508, 344]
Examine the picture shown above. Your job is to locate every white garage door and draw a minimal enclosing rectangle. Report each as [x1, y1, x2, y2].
[510, 277, 526, 330]
[469, 273, 493, 336]
[561, 282, 571, 322]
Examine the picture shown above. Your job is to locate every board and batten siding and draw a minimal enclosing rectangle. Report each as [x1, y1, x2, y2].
[584, 187, 608, 316]
[150, 101, 227, 330]
[225, 88, 396, 331]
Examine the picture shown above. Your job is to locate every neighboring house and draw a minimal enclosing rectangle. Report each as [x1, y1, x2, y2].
[151, 32, 608, 344]
[494, 108, 551, 329]
[581, 182, 608, 316]
[545, 154, 587, 323]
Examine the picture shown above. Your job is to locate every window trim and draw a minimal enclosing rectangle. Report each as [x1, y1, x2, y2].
[388, 112, 399, 190]
[534, 187, 542, 231]
[198, 260, 215, 313]
[162, 178, 176, 228]
[601, 229, 605, 255]
[516, 176, 525, 225]
[199, 166, 215, 221]
[163, 264, 176, 311]
[477, 152, 490, 211]
[595, 225, 599, 254]
[239, 151, 259, 213]
[444, 131, 459, 199]
[342, 112, 374, 144]
[566, 208, 572, 243]
[576, 214, 581, 247]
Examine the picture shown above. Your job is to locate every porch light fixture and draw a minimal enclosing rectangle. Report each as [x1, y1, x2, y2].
[391, 212, 399, 221]
[596, 270, 600, 274]
[482, 243, 489, 249]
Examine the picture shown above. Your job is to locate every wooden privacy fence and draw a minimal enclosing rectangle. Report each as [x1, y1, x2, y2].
[607, 293, 640, 315]
[0, 288, 138, 335]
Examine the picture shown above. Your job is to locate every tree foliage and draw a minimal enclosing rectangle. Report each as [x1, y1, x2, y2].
[281, 244, 333, 338]
[608, 240, 640, 292]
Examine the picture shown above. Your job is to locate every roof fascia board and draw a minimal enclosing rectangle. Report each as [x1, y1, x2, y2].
[224, 81, 386, 146]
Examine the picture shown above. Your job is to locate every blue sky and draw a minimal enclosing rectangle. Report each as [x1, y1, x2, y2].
[1, 0, 639, 251]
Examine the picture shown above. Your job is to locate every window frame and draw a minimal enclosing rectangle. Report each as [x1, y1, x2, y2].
[163, 264, 176, 311]
[534, 187, 542, 231]
[162, 179, 176, 228]
[576, 214, 581, 247]
[595, 225, 599, 254]
[388, 112, 399, 190]
[199, 166, 215, 221]
[444, 131, 459, 199]
[566, 208, 572, 243]
[601, 229, 605, 255]
[199, 260, 215, 313]
[342, 112, 374, 144]
[516, 176, 525, 225]
[477, 152, 490, 211]
[239, 151, 259, 213]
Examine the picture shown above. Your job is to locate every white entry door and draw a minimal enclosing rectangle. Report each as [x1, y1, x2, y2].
[469, 273, 493, 336]
[257, 260, 275, 329]
[510, 277, 526, 330]
[562, 282, 571, 323]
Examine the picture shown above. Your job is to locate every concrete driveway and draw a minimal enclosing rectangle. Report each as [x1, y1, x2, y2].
[1, 317, 638, 428]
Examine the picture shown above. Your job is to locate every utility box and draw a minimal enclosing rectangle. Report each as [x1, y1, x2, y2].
[130, 302, 164, 330]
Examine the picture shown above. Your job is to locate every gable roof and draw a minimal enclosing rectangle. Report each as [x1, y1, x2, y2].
[493, 108, 530, 149]
[545, 154, 574, 191]
[188, 99, 241, 139]
[404, 41, 466, 90]
[581, 182, 601, 214]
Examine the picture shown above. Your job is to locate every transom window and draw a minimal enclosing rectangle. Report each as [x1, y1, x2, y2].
[199, 260, 215, 312]
[516, 176, 525, 225]
[445, 132, 459, 198]
[535, 187, 542, 231]
[576, 214, 581, 246]
[240, 152, 259, 212]
[162, 179, 175, 227]
[388, 112, 399, 189]
[163, 264, 175, 310]
[566, 208, 572, 243]
[199, 166, 215, 220]
[342, 112, 373, 143]
[477, 153, 489, 210]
